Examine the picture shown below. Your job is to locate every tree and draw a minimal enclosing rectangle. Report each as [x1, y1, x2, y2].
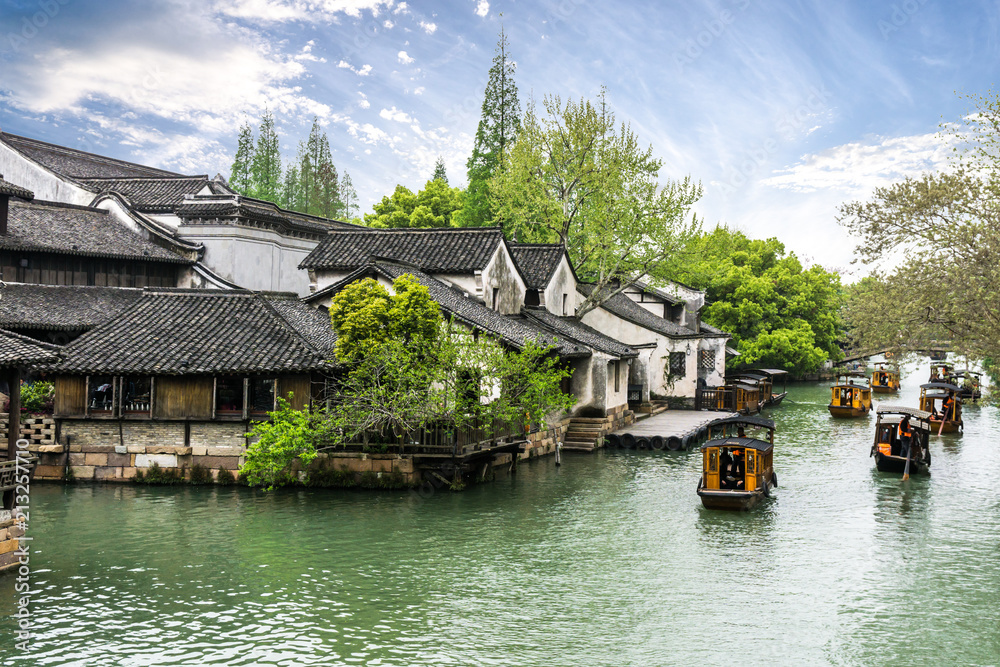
[229, 120, 254, 195]
[491, 88, 703, 318]
[455, 26, 520, 227]
[280, 163, 301, 211]
[669, 225, 843, 375]
[240, 274, 575, 487]
[838, 90, 1000, 390]
[363, 179, 463, 228]
[340, 170, 359, 220]
[251, 109, 282, 202]
[432, 156, 448, 184]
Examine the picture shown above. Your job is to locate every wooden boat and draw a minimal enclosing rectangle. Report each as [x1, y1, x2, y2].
[871, 406, 932, 475]
[870, 362, 900, 394]
[828, 373, 872, 418]
[952, 370, 982, 401]
[928, 361, 954, 383]
[697, 416, 776, 511]
[704, 380, 763, 415]
[919, 383, 963, 433]
[735, 369, 789, 406]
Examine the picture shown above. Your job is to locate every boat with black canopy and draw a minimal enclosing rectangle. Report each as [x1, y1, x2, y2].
[952, 370, 983, 401]
[928, 361, 954, 383]
[828, 372, 872, 418]
[871, 406, 932, 475]
[734, 369, 789, 406]
[870, 362, 900, 394]
[919, 383, 963, 433]
[697, 416, 777, 511]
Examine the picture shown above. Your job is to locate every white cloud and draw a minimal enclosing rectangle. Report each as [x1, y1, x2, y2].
[413, 86, 425, 95]
[394, 2, 409, 14]
[380, 106, 414, 123]
[475, 0, 489, 17]
[214, 0, 394, 23]
[761, 132, 957, 195]
[338, 60, 373, 76]
[397, 51, 414, 65]
[384, 19, 394, 28]
[419, 20, 437, 34]
[357, 92, 370, 109]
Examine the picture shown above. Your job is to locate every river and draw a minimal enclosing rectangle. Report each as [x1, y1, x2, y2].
[2, 359, 999, 666]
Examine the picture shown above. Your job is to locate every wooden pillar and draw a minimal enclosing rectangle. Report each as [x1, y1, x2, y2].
[3, 367, 19, 510]
[6, 368, 19, 462]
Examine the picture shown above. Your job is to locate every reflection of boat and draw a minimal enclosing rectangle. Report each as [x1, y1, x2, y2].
[952, 370, 982, 401]
[870, 362, 900, 394]
[734, 369, 788, 406]
[697, 416, 776, 511]
[919, 383, 963, 433]
[871, 406, 932, 475]
[928, 361, 954, 383]
[828, 373, 872, 418]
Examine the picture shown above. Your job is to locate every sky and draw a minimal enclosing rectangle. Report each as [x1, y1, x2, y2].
[1, 0, 998, 277]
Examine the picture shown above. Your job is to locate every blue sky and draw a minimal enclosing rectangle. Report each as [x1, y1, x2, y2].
[1, 0, 998, 274]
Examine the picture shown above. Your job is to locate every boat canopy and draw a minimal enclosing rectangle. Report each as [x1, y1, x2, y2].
[876, 406, 934, 431]
[748, 368, 788, 377]
[731, 381, 762, 391]
[709, 415, 775, 431]
[920, 382, 961, 391]
[700, 436, 774, 452]
[953, 370, 982, 378]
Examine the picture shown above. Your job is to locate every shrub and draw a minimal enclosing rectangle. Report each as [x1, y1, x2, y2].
[216, 468, 236, 486]
[189, 464, 212, 485]
[135, 462, 184, 485]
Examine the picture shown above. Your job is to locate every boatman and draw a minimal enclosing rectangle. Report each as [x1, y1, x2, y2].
[898, 416, 914, 458]
[941, 393, 955, 422]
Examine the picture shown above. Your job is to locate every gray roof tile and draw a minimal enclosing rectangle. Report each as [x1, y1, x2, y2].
[177, 195, 357, 236]
[1, 199, 190, 264]
[299, 227, 505, 272]
[0, 284, 144, 331]
[0, 329, 59, 366]
[53, 289, 334, 375]
[508, 243, 567, 289]
[521, 308, 638, 358]
[578, 283, 702, 338]
[77, 176, 211, 211]
[0, 132, 185, 179]
[0, 175, 34, 201]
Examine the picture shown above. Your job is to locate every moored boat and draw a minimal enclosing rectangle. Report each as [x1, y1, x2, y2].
[919, 383, 963, 433]
[870, 362, 900, 394]
[828, 372, 872, 418]
[928, 361, 954, 383]
[952, 370, 983, 401]
[871, 406, 932, 475]
[697, 416, 776, 511]
[736, 369, 789, 406]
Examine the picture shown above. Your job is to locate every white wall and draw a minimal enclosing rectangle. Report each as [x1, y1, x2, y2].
[542, 255, 579, 316]
[481, 244, 526, 314]
[0, 142, 95, 206]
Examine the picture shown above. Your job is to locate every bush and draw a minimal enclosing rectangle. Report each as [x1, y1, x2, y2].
[306, 466, 355, 488]
[216, 468, 236, 486]
[189, 464, 212, 485]
[134, 462, 184, 485]
[8, 381, 55, 414]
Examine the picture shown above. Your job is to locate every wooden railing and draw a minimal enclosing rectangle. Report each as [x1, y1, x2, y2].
[696, 387, 736, 412]
[0, 457, 36, 493]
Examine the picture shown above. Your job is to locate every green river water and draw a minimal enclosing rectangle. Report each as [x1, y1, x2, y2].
[2, 360, 999, 666]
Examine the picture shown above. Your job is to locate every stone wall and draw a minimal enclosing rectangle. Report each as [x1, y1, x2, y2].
[0, 414, 56, 447]
[0, 510, 26, 574]
[519, 418, 571, 460]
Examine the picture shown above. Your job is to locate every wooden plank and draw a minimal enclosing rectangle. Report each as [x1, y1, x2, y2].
[153, 376, 213, 419]
[54, 376, 86, 417]
[613, 410, 738, 438]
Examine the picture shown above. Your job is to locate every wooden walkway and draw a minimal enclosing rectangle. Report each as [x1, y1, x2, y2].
[606, 410, 738, 451]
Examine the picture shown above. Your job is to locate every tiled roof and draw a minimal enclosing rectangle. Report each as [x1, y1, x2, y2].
[266, 295, 338, 355]
[314, 262, 590, 358]
[0, 284, 144, 331]
[176, 195, 357, 235]
[0, 329, 59, 366]
[521, 308, 638, 359]
[53, 289, 334, 375]
[0, 175, 34, 201]
[1, 199, 190, 263]
[631, 280, 683, 306]
[578, 283, 702, 338]
[299, 227, 505, 272]
[508, 243, 567, 289]
[0, 132, 185, 180]
[77, 176, 211, 211]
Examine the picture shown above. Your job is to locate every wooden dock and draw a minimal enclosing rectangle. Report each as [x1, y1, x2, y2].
[604, 410, 738, 451]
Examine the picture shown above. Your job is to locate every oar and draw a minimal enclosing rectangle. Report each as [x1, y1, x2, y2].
[902, 439, 912, 481]
[937, 400, 948, 436]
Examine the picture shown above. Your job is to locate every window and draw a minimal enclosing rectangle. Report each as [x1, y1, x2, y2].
[562, 293, 569, 316]
[668, 352, 686, 378]
[87, 375, 115, 414]
[215, 377, 244, 416]
[699, 349, 716, 370]
[121, 376, 152, 415]
[492, 287, 500, 310]
[614, 361, 620, 392]
[249, 378, 276, 416]
[524, 289, 540, 307]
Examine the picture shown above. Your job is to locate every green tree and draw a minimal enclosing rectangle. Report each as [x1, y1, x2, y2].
[280, 163, 301, 211]
[229, 120, 254, 195]
[251, 109, 282, 202]
[432, 156, 448, 184]
[340, 170, 359, 219]
[455, 26, 520, 227]
[491, 88, 703, 318]
[363, 179, 463, 228]
[670, 225, 843, 375]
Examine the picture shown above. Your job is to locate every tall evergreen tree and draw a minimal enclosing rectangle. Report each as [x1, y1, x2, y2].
[230, 120, 255, 196]
[251, 109, 282, 202]
[432, 156, 448, 184]
[340, 170, 359, 219]
[280, 163, 301, 211]
[456, 26, 520, 227]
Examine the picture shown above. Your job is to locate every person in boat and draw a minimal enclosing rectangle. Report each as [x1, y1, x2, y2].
[897, 416, 914, 459]
[722, 449, 745, 490]
[737, 426, 746, 438]
[940, 393, 955, 422]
